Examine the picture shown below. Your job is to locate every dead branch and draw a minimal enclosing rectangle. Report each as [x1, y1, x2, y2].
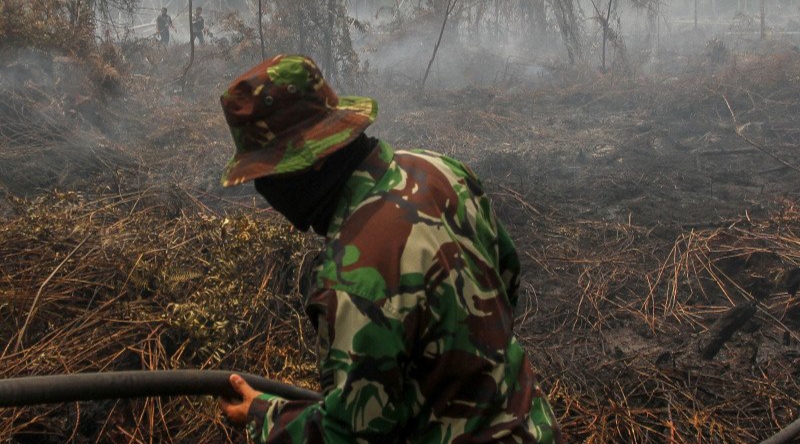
[12, 234, 92, 354]
[420, 0, 458, 92]
[721, 93, 800, 175]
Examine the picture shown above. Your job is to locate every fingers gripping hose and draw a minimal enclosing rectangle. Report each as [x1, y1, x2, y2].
[0, 370, 321, 407]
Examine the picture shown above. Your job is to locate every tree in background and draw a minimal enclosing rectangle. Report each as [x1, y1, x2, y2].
[213, 0, 363, 89]
[0, 0, 138, 52]
[0, 0, 137, 92]
[549, 0, 585, 64]
[268, 0, 361, 87]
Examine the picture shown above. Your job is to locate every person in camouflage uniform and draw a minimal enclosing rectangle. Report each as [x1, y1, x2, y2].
[217, 55, 561, 444]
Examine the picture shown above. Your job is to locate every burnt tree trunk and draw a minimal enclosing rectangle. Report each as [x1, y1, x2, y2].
[181, 0, 195, 93]
[258, 0, 265, 60]
[324, 0, 335, 81]
[322, 0, 336, 81]
[532, 0, 547, 39]
[494, 0, 499, 40]
[549, 0, 583, 64]
[601, 0, 613, 72]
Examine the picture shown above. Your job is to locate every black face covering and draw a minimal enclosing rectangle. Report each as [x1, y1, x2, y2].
[254, 134, 378, 236]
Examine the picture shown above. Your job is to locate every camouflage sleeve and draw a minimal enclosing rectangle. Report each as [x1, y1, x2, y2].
[497, 221, 521, 308]
[246, 288, 412, 443]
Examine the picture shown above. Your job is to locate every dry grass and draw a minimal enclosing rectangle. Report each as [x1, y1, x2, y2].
[516, 200, 800, 443]
[0, 190, 319, 442]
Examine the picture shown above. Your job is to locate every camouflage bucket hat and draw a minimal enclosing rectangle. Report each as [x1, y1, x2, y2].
[220, 54, 378, 187]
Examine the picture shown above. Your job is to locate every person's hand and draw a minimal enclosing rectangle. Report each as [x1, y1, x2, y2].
[218, 374, 263, 425]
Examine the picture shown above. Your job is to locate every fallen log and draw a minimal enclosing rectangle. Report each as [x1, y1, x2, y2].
[700, 301, 757, 360]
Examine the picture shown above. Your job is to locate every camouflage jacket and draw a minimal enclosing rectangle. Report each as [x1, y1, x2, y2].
[247, 141, 560, 443]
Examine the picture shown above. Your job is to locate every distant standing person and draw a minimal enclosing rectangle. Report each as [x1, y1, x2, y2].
[192, 7, 205, 45]
[156, 7, 176, 46]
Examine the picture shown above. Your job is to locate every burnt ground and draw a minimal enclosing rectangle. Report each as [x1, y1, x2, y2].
[1, 40, 799, 442]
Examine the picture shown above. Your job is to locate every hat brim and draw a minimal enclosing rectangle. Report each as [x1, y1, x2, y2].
[221, 95, 377, 187]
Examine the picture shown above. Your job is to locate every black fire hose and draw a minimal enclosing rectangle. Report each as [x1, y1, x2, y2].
[1, 371, 797, 444]
[0, 370, 321, 407]
[759, 416, 800, 444]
